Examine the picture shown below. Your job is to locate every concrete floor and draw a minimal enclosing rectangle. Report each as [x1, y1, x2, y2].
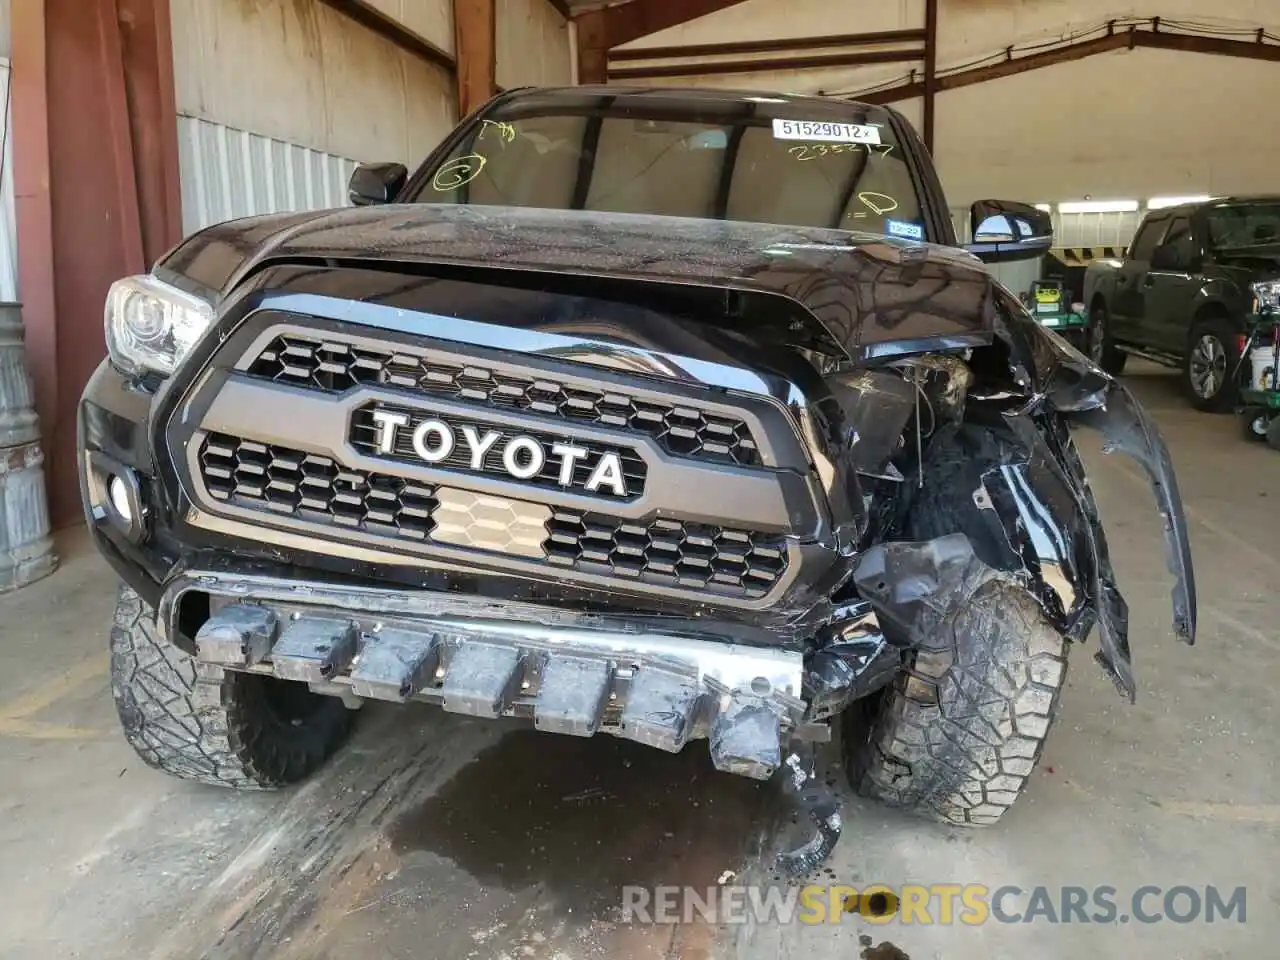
[1, 364, 1276, 960]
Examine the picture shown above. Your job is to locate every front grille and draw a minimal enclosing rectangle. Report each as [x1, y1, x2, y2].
[196, 433, 788, 598]
[200, 434, 438, 539]
[349, 404, 648, 500]
[248, 333, 761, 466]
[545, 510, 787, 597]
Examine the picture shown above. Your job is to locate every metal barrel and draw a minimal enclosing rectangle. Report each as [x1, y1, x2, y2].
[0, 303, 58, 592]
[0, 302, 40, 448]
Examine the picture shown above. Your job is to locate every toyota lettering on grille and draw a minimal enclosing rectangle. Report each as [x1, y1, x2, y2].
[368, 409, 630, 497]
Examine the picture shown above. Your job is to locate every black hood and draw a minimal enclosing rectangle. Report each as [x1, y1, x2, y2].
[159, 204, 1000, 362]
[1214, 244, 1280, 277]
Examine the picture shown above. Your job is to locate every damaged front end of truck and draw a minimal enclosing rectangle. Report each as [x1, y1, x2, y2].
[762, 291, 1196, 872]
[80, 201, 1196, 880]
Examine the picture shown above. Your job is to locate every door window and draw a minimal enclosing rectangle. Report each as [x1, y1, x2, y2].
[1128, 215, 1168, 261]
[1160, 216, 1195, 269]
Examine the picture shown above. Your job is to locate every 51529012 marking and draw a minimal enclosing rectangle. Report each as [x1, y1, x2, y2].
[772, 118, 882, 144]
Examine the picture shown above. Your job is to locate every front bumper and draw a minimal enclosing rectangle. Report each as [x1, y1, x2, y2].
[79, 361, 866, 782]
[165, 567, 809, 781]
[78, 358, 868, 783]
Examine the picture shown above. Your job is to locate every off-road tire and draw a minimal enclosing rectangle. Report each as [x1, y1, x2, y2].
[1090, 303, 1127, 375]
[846, 582, 1068, 825]
[110, 585, 355, 789]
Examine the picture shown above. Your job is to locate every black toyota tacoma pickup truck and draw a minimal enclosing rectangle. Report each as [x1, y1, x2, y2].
[1084, 196, 1280, 411]
[81, 87, 1194, 851]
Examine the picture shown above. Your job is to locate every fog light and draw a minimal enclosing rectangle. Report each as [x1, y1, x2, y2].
[88, 452, 147, 543]
[108, 475, 133, 523]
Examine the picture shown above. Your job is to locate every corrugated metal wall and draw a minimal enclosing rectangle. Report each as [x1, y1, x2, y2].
[170, 0, 457, 237]
[0, 58, 16, 301]
[177, 114, 358, 234]
[1054, 210, 1143, 249]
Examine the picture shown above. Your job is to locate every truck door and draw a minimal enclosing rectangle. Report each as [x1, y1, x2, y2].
[1111, 213, 1169, 340]
[1143, 213, 1202, 352]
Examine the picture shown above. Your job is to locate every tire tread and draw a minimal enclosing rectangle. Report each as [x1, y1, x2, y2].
[109, 586, 351, 789]
[851, 582, 1068, 825]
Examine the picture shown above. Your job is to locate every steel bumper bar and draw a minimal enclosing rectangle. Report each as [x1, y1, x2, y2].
[161, 570, 806, 780]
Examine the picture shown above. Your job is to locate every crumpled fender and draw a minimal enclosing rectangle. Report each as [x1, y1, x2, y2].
[987, 309, 1197, 698]
[1071, 382, 1196, 644]
[1069, 381, 1197, 696]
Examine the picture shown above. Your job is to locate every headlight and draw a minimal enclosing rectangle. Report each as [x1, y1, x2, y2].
[104, 275, 215, 377]
[1252, 279, 1280, 312]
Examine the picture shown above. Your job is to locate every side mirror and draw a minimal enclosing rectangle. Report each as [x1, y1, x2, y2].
[1150, 244, 1182, 271]
[966, 200, 1053, 264]
[348, 162, 408, 206]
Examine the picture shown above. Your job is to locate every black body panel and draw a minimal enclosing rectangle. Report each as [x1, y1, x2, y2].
[158, 204, 997, 364]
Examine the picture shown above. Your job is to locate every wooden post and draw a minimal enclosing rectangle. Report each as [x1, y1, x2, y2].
[454, 0, 496, 118]
[118, 0, 184, 265]
[573, 0, 754, 86]
[575, 9, 608, 85]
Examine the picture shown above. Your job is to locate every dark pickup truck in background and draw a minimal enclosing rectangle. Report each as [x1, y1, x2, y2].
[1084, 196, 1280, 411]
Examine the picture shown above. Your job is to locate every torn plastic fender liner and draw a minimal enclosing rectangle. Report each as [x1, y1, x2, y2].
[994, 394, 1189, 700]
[902, 416, 1094, 633]
[898, 403, 1141, 697]
[1003, 412, 1134, 696]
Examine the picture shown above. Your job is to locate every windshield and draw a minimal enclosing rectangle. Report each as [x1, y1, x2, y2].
[1207, 203, 1280, 250]
[406, 90, 928, 241]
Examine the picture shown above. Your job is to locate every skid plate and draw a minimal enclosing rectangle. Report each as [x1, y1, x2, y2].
[190, 598, 804, 780]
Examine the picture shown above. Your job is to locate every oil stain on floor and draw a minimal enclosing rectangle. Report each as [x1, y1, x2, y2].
[161, 709, 787, 960]
[388, 729, 776, 922]
[860, 933, 912, 960]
